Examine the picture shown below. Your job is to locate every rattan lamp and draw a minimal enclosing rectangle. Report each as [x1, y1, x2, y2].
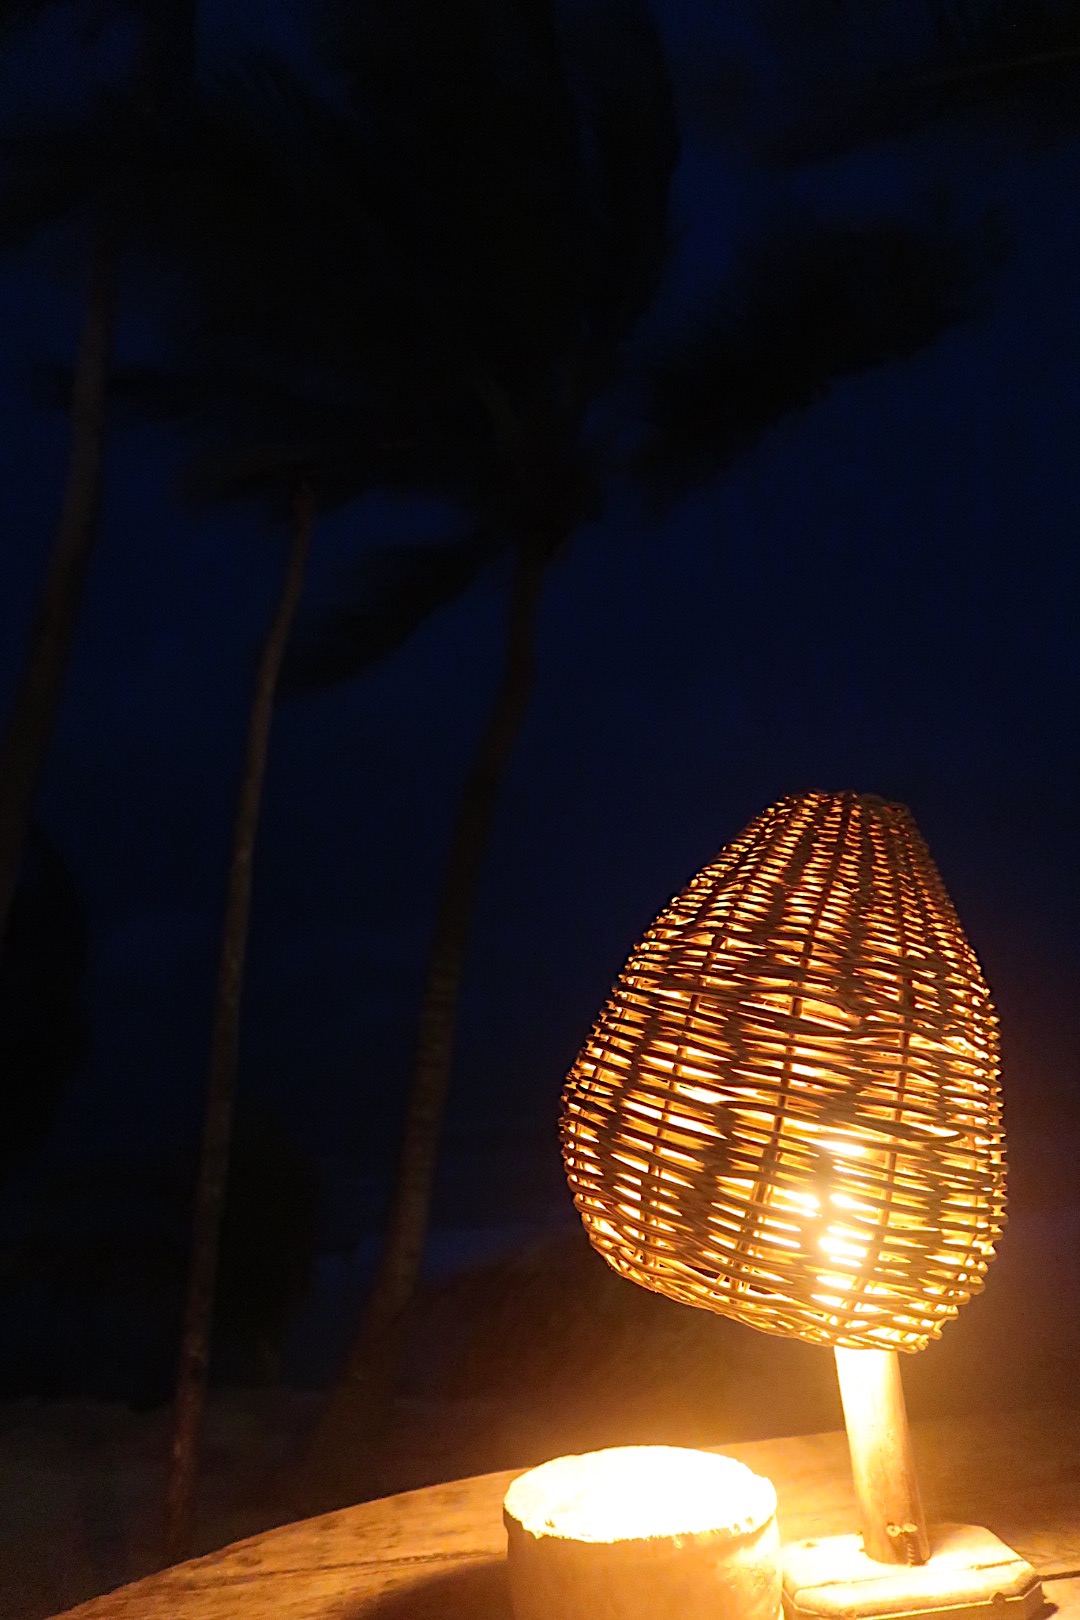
[561, 790, 1042, 1620]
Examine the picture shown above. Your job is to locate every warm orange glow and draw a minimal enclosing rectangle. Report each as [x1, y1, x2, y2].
[561, 791, 1006, 1353]
[503, 1446, 777, 1544]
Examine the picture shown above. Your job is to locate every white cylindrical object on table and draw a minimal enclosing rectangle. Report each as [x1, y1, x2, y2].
[504, 1445, 781, 1620]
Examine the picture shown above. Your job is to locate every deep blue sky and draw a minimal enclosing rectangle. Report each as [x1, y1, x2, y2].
[1, 1, 1077, 1244]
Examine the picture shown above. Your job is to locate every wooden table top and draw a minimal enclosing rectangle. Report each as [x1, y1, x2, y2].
[52, 1405, 1080, 1620]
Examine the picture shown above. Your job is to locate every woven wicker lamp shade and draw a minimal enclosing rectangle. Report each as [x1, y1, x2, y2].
[561, 790, 1006, 1355]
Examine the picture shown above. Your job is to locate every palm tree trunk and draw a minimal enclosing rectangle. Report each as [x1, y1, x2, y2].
[297, 541, 547, 1512]
[162, 485, 315, 1568]
[0, 0, 197, 958]
[0, 231, 113, 952]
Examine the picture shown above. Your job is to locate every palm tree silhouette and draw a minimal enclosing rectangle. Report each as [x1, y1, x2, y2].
[284, 4, 1008, 1513]
[101, 63, 516, 1559]
[0, 0, 196, 955]
[102, 43, 616, 1548]
[281, 0, 679, 1510]
[97, 0, 672, 1512]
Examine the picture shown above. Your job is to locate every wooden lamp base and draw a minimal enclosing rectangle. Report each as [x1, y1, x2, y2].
[782, 1523, 1044, 1620]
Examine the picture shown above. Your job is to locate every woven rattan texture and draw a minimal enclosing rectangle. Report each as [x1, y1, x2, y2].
[561, 791, 1006, 1353]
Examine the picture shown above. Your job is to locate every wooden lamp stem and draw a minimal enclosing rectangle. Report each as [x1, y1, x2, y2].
[834, 1347, 930, 1566]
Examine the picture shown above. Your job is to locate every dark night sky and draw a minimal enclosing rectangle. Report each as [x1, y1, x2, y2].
[1, 1, 1078, 1249]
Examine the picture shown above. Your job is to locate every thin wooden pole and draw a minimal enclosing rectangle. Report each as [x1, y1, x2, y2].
[834, 1346, 930, 1566]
